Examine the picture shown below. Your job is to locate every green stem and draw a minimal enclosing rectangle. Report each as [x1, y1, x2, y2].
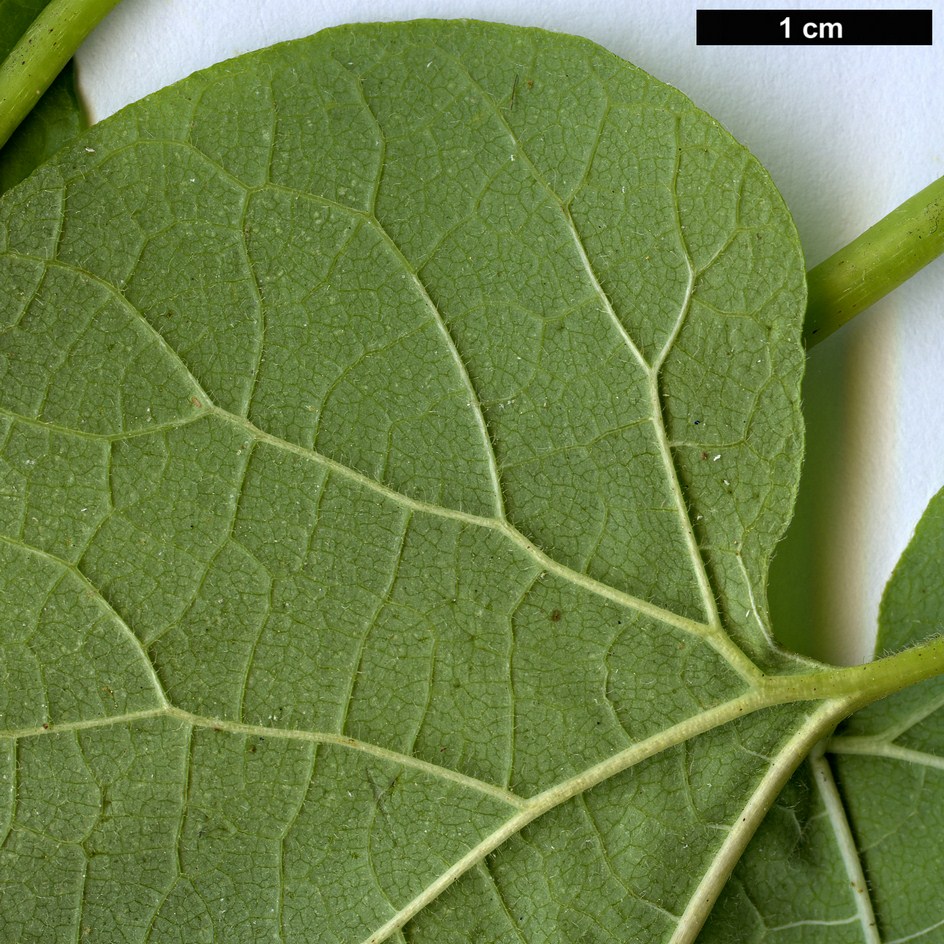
[0, 0, 122, 151]
[805, 173, 944, 347]
[767, 634, 944, 707]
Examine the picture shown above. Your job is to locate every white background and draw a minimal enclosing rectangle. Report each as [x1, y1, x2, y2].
[72, 0, 944, 664]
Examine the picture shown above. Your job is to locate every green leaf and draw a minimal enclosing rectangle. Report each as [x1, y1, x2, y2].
[0, 20, 936, 943]
[703, 487, 944, 942]
[0, 0, 88, 195]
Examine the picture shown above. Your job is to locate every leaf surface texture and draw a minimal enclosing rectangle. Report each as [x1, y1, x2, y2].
[0, 21, 825, 943]
[703, 487, 944, 942]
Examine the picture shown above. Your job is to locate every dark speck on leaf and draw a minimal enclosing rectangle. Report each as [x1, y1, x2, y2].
[550, 609, 562, 622]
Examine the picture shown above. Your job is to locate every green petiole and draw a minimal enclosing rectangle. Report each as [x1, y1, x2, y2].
[0, 0, 122, 151]
[767, 633, 944, 708]
[805, 172, 944, 347]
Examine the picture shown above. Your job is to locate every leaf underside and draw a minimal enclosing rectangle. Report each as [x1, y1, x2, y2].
[0, 19, 882, 944]
[708, 488, 944, 943]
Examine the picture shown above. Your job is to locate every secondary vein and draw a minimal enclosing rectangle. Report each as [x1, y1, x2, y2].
[339, 59, 508, 522]
[0, 533, 170, 709]
[209, 405, 730, 649]
[828, 737, 944, 773]
[429, 54, 727, 636]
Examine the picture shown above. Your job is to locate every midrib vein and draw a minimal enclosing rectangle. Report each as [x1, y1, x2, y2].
[668, 699, 856, 944]
[811, 743, 881, 944]
[359, 689, 828, 944]
[652, 121, 722, 630]
[217, 407, 761, 680]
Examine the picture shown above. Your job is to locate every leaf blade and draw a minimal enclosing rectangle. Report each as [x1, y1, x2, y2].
[0, 21, 821, 943]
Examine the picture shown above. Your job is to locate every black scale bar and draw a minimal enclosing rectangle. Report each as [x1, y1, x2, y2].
[697, 9, 932, 45]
